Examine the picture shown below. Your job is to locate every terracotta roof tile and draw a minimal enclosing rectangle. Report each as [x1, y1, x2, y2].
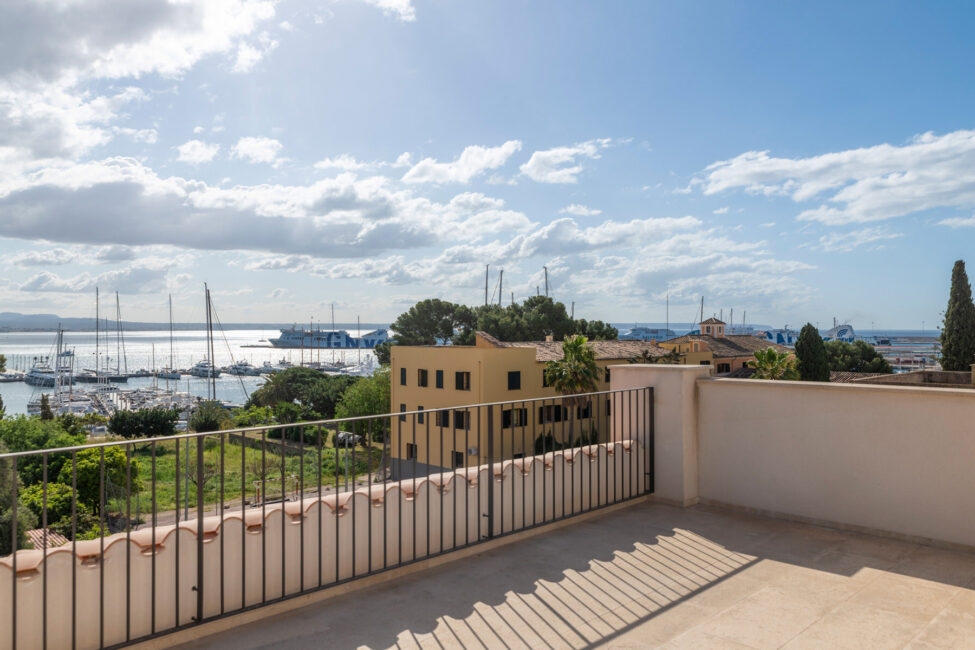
[661, 334, 791, 359]
[476, 331, 668, 362]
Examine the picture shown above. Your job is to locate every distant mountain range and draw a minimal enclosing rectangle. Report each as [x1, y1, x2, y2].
[0, 312, 388, 332]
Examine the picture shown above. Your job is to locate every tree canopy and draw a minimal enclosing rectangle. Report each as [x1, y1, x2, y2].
[748, 348, 798, 380]
[941, 260, 975, 371]
[544, 335, 599, 399]
[825, 340, 893, 373]
[109, 408, 179, 439]
[246, 367, 359, 418]
[390, 296, 618, 348]
[794, 323, 829, 381]
[335, 367, 391, 442]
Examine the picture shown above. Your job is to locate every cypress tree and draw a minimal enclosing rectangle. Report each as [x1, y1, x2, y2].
[795, 322, 830, 381]
[39, 394, 54, 420]
[941, 260, 975, 371]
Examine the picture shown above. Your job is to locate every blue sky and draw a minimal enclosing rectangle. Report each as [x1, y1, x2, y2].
[1, 0, 973, 329]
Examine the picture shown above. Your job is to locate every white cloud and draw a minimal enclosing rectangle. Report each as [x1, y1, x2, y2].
[814, 227, 903, 253]
[392, 152, 412, 168]
[402, 140, 522, 184]
[520, 138, 611, 184]
[0, 157, 533, 259]
[113, 127, 158, 144]
[559, 204, 601, 216]
[176, 139, 220, 164]
[355, 0, 416, 22]
[939, 214, 975, 228]
[231, 136, 284, 166]
[701, 130, 975, 225]
[314, 154, 373, 171]
[232, 32, 278, 73]
[712, 206, 729, 215]
[20, 260, 175, 294]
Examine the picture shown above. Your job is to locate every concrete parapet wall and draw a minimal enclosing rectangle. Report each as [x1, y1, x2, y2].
[0, 440, 643, 650]
[696, 379, 975, 548]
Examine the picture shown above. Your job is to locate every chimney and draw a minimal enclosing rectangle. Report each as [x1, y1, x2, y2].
[545, 335, 554, 342]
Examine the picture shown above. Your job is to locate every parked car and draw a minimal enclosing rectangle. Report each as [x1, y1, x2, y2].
[335, 431, 363, 446]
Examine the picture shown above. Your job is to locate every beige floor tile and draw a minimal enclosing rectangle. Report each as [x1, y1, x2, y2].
[687, 585, 832, 648]
[846, 573, 958, 619]
[782, 601, 931, 649]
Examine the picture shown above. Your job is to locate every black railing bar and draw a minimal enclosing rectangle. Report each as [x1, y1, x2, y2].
[0, 388, 644, 459]
[103, 482, 652, 650]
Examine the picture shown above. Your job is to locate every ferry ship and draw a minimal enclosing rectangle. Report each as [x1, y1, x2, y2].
[268, 327, 389, 349]
[619, 327, 677, 341]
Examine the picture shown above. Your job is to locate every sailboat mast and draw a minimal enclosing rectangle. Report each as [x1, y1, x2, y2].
[115, 294, 121, 375]
[331, 303, 335, 365]
[357, 315, 361, 364]
[169, 294, 175, 370]
[95, 287, 99, 376]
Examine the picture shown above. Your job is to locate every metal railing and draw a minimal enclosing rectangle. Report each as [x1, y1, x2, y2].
[0, 386, 653, 649]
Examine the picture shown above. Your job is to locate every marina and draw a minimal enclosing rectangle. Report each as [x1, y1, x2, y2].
[0, 327, 381, 416]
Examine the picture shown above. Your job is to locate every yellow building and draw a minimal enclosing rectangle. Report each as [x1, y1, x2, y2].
[658, 318, 791, 374]
[388, 332, 667, 477]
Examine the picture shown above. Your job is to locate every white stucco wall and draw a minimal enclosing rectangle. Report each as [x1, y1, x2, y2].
[697, 378, 975, 548]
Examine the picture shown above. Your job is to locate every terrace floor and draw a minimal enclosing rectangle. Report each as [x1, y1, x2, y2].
[179, 501, 975, 649]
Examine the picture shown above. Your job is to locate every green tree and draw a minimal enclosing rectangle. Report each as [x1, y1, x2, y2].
[0, 354, 6, 372]
[0, 416, 85, 486]
[0, 441, 38, 554]
[627, 348, 681, 364]
[544, 336, 599, 447]
[335, 367, 391, 442]
[825, 340, 893, 373]
[246, 367, 358, 418]
[575, 319, 619, 341]
[940, 260, 975, 371]
[57, 446, 141, 511]
[39, 394, 54, 420]
[748, 348, 799, 380]
[109, 408, 179, 439]
[189, 400, 229, 433]
[0, 393, 5, 418]
[230, 405, 275, 428]
[20, 482, 78, 525]
[391, 299, 476, 345]
[794, 323, 830, 381]
[374, 341, 392, 365]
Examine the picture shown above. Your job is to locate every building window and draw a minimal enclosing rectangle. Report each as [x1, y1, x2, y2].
[699, 360, 711, 366]
[406, 443, 417, 460]
[538, 404, 567, 424]
[604, 367, 611, 382]
[507, 370, 521, 390]
[417, 369, 428, 387]
[502, 407, 528, 428]
[606, 398, 611, 416]
[542, 370, 551, 387]
[400, 367, 407, 385]
[435, 410, 449, 427]
[453, 410, 469, 430]
[417, 406, 424, 424]
[453, 451, 465, 468]
[716, 363, 731, 374]
[455, 371, 471, 391]
[399, 403, 407, 421]
[576, 401, 592, 419]
[435, 369, 444, 388]
[692, 343, 699, 352]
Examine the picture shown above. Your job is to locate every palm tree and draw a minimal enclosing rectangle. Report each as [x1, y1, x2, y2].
[748, 348, 799, 380]
[627, 348, 681, 364]
[544, 335, 599, 447]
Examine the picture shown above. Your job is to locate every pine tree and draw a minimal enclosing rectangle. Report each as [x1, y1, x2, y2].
[795, 323, 830, 381]
[39, 394, 54, 420]
[941, 260, 975, 371]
